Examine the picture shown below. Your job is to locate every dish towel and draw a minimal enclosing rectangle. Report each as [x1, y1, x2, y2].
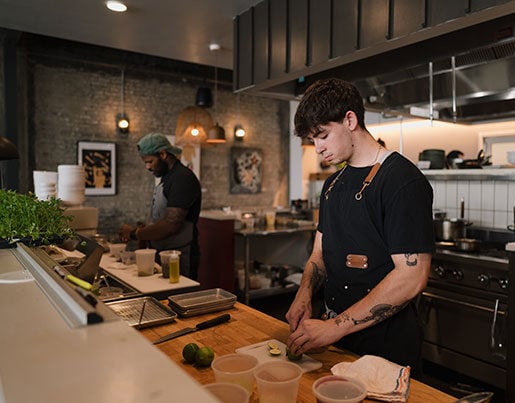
[331, 355, 411, 402]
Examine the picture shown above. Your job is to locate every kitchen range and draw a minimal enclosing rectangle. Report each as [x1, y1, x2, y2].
[417, 227, 513, 398]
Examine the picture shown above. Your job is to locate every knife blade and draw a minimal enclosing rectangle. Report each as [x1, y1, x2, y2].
[152, 313, 231, 345]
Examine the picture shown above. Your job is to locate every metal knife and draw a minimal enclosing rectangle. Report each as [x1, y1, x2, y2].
[152, 313, 231, 344]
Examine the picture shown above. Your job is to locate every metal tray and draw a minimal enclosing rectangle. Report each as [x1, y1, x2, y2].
[167, 288, 236, 311]
[106, 296, 177, 329]
[170, 301, 236, 318]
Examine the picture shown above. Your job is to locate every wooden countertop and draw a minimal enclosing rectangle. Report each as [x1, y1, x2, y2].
[140, 302, 455, 403]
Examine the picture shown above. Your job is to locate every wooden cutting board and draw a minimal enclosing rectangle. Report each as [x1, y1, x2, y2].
[235, 339, 323, 373]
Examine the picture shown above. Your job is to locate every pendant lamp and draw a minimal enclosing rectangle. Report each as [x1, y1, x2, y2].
[175, 105, 214, 145]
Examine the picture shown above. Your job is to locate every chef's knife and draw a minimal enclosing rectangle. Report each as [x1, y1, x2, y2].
[153, 313, 231, 344]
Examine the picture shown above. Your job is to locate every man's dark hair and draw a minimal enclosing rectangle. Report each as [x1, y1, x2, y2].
[294, 78, 366, 138]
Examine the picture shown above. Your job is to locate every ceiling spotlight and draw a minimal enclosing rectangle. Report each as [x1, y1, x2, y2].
[106, 1, 127, 12]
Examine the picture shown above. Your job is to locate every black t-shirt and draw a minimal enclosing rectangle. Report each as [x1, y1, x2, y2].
[318, 152, 434, 371]
[161, 160, 202, 224]
[319, 152, 434, 312]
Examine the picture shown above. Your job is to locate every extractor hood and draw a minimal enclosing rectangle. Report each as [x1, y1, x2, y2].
[356, 37, 515, 123]
[255, 12, 515, 124]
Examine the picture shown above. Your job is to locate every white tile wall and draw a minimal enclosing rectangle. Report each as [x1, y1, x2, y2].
[429, 179, 515, 229]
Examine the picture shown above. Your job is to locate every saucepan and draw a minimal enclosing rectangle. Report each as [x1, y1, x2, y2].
[454, 238, 482, 252]
[433, 218, 472, 241]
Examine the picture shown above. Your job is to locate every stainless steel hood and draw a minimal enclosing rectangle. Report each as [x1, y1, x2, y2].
[356, 37, 515, 123]
[256, 12, 515, 124]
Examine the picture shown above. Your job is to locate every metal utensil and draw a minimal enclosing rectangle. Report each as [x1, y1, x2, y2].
[152, 313, 231, 344]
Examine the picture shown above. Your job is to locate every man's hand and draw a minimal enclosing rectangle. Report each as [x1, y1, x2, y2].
[286, 318, 342, 356]
[119, 224, 134, 243]
[285, 291, 312, 333]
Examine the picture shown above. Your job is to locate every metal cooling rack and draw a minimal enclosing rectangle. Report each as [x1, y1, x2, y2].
[106, 296, 177, 329]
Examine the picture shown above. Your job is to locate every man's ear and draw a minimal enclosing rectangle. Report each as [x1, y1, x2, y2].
[159, 150, 168, 160]
[344, 110, 359, 131]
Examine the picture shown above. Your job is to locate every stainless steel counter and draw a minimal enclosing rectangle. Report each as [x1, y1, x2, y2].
[0, 244, 217, 403]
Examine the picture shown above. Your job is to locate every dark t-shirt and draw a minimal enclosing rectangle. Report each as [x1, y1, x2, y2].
[161, 160, 201, 224]
[318, 152, 434, 371]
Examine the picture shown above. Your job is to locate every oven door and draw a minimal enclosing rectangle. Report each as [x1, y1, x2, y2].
[418, 283, 507, 389]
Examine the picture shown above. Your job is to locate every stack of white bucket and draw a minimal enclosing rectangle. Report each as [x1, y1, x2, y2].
[33, 171, 58, 201]
[57, 165, 85, 206]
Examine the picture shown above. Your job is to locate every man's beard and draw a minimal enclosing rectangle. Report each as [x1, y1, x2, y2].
[152, 158, 168, 177]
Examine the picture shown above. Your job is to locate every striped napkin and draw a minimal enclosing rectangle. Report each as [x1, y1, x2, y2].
[331, 355, 411, 402]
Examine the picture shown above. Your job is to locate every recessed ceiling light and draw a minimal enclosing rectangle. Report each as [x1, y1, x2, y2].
[106, 1, 127, 12]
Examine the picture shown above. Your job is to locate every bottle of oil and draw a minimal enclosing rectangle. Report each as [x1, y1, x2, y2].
[169, 250, 181, 283]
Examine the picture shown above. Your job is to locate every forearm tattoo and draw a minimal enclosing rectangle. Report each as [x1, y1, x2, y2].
[309, 261, 326, 292]
[352, 302, 408, 325]
[404, 253, 418, 267]
[334, 312, 351, 327]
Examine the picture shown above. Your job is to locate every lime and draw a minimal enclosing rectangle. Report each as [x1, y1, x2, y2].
[267, 341, 279, 350]
[286, 348, 303, 361]
[182, 343, 200, 364]
[269, 348, 282, 356]
[195, 346, 215, 366]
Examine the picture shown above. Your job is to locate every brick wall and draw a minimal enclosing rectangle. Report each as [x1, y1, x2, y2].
[21, 39, 290, 236]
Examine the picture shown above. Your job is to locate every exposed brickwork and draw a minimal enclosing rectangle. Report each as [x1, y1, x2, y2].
[17, 44, 289, 236]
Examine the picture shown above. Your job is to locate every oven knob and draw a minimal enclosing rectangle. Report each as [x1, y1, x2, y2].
[478, 274, 490, 286]
[498, 278, 509, 290]
[452, 269, 463, 280]
[434, 265, 446, 277]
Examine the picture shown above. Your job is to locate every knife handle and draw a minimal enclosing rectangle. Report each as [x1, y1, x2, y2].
[195, 313, 231, 330]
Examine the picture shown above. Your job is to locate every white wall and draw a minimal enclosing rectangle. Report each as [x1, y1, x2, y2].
[289, 103, 515, 229]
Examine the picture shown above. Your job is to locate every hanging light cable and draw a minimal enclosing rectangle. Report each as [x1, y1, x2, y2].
[207, 44, 226, 144]
[234, 93, 246, 141]
[116, 68, 130, 134]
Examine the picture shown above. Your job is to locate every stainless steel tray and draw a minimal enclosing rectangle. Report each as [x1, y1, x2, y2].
[167, 288, 236, 311]
[170, 301, 236, 318]
[106, 296, 177, 329]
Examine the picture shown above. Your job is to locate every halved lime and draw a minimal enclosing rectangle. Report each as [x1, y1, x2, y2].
[267, 341, 279, 350]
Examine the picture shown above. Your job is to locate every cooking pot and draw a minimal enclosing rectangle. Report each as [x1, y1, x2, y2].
[419, 149, 446, 169]
[433, 218, 471, 241]
[455, 238, 482, 252]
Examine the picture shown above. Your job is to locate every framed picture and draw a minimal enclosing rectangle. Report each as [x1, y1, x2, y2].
[78, 141, 116, 195]
[230, 147, 263, 194]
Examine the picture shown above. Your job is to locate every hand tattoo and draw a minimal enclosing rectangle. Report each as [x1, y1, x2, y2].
[404, 253, 418, 267]
[352, 302, 408, 325]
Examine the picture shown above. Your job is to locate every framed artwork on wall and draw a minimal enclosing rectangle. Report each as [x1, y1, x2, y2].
[230, 147, 263, 194]
[78, 141, 116, 195]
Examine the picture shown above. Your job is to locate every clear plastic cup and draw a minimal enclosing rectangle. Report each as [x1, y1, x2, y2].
[211, 353, 259, 394]
[135, 249, 156, 276]
[203, 382, 250, 403]
[109, 243, 126, 260]
[253, 361, 302, 403]
[312, 375, 367, 403]
[120, 251, 136, 265]
[265, 210, 276, 227]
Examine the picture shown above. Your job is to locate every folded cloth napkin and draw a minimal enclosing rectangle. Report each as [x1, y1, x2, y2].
[331, 355, 411, 403]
